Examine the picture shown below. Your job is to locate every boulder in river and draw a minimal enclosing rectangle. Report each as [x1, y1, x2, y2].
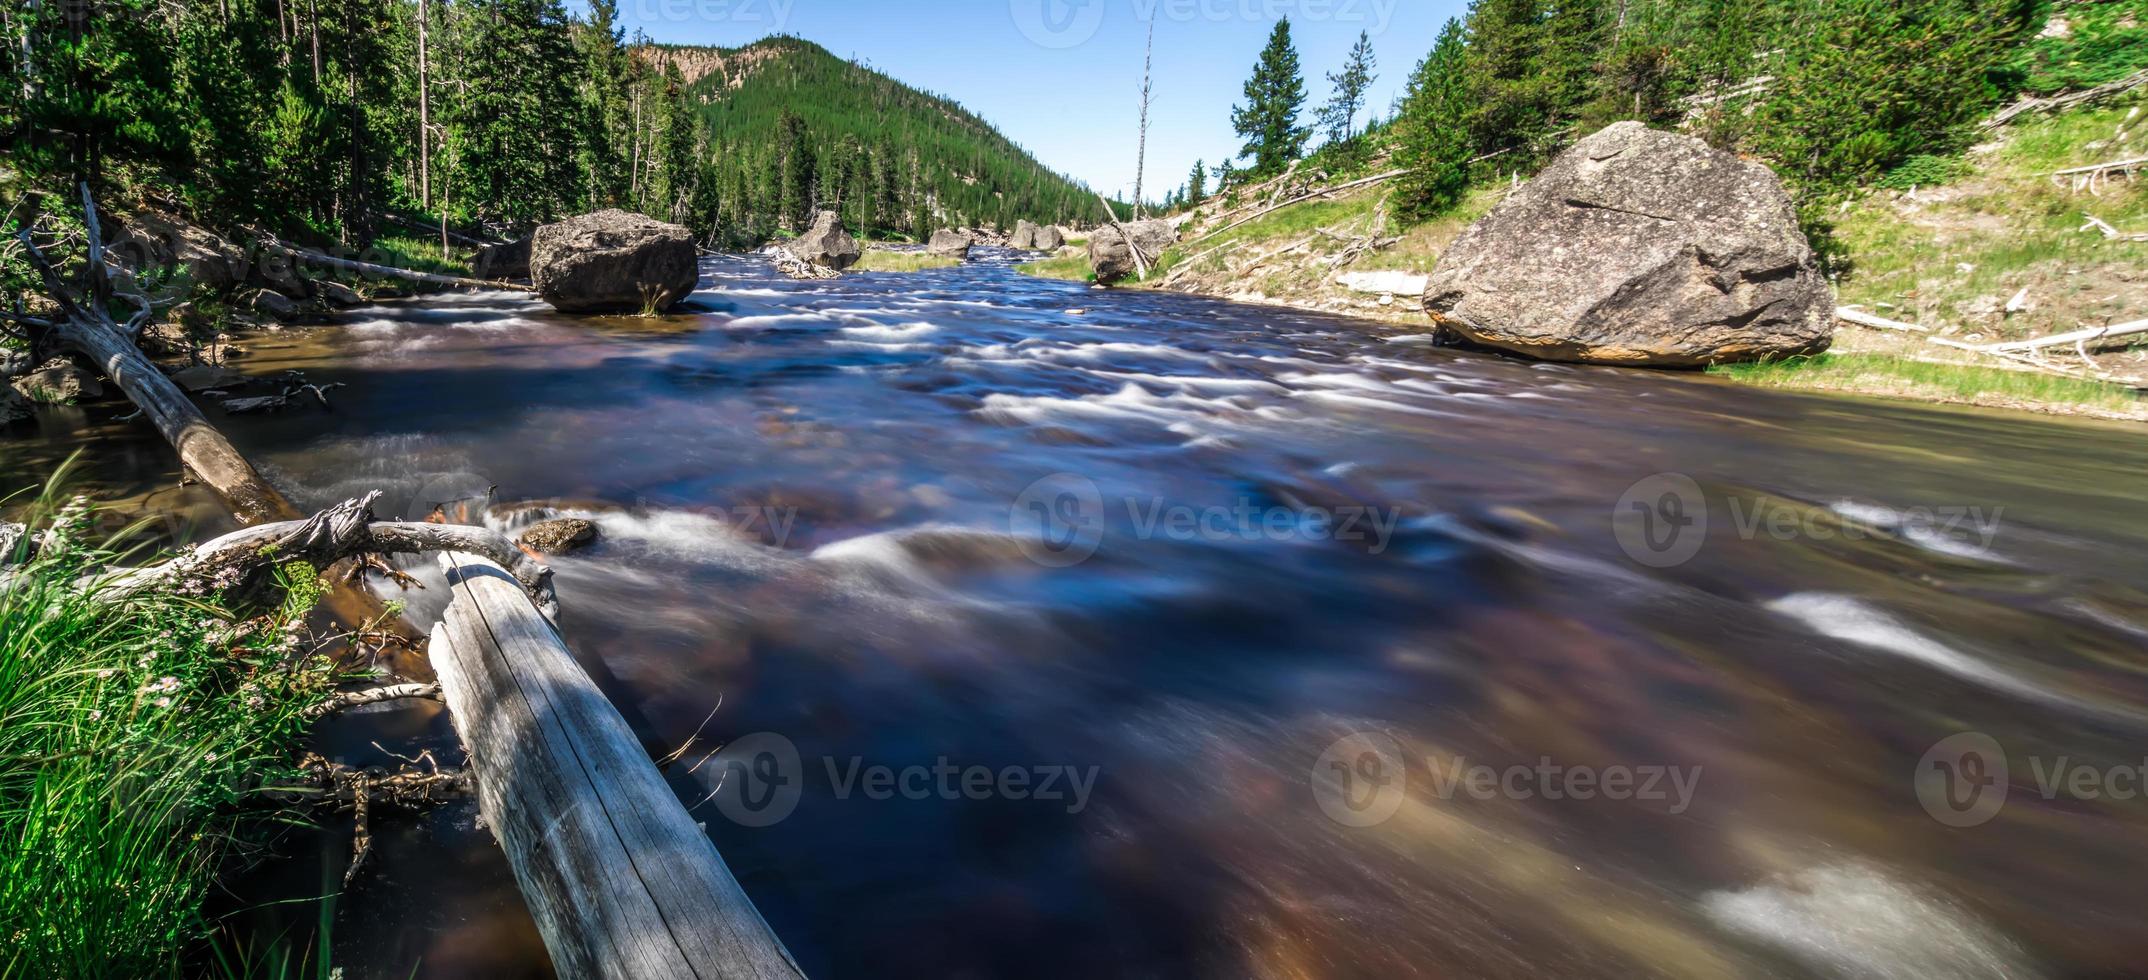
[313, 280, 365, 307]
[1012, 220, 1039, 249]
[927, 229, 974, 259]
[1088, 220, 1178, 285]
[12, 358, 102, 404]
[1034, 224, 1065, 250]
[785, 210, 862, 272]
[531, 210, 699, 314]
[474, 237, 532, 281]
[519, 518, 599, 554]
[251, 287, 304, 320]
[1422, 121, 1832, 367]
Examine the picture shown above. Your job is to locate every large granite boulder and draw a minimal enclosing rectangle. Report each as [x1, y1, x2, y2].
[1034, 224, 1065, 250]
[927, 229, 974, 259]
[474, 237, 532, 280]
[105, 208, 247, 294]
[1088, 220, 1178, 285]
[1011, 220, 1040, 249]
[785, 210, 861, 271]
[531, 210, 699, 314]
[1423, 121, 1832, 367]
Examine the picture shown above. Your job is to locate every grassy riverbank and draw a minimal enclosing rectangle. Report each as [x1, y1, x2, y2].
[0, 485, 334, 977]
[852, 249, 960, 272]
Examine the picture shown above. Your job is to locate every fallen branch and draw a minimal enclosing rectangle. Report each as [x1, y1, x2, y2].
[302, 682, 444, 720]
[261, 238, 532, 292]
[1985, 68, 2148, 129]
[2050, 156, 2148, 178]
[101, 492, 556, 615]
[1836, 306, 1931, 332]
[2081, 214, 2148, 242]
[1184, 168, 1411, 250]
[1979, 318, 2148, 354]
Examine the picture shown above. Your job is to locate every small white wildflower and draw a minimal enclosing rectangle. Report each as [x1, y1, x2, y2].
[152, 697, 172, 709]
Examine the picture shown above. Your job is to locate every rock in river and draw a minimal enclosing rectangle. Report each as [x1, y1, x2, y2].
[11, 358, 102, 404]
[785, 210, 862, 272]
[519, 518, 599, 554]
[531, 210, 699, 314]
[474, 237, 532, 281]
[928, 229, 974, 259]
[1088, 219, 1178, 285]
[1422, 121, 1832, 367]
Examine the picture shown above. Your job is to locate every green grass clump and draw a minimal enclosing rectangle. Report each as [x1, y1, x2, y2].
[363, 235, 473, 278]
[1709, 352, 2143, 415]
[852, 250, 961, 272]
[0, 479, 334, 977]
[1015, 251, 1093, 282]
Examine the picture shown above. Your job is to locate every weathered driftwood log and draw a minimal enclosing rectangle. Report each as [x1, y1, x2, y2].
[428, 552, 804, 980]
[102, 492, 556, 615]
[16, 188, 301, 526]
[262, 238, 533, 292]
[302, 682, 444, 720]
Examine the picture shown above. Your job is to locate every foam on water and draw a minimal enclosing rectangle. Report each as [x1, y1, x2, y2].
[1701, 863, 2035, 980]
[1768, 593, 2062, 708]
[837, 321, 941, 342]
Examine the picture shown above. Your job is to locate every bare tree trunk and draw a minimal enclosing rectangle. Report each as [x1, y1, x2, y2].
[307, 0, 320, 86]
[418, 0, 431, 209]
[1133, 19, 1154, 220]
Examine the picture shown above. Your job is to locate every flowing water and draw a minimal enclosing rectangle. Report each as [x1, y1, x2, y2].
[9, 249, 2148, 978]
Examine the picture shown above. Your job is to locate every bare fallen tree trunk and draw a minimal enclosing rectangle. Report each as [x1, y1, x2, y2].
[263, 238, 531, 291]
[1979, 318, 2148, 354]
[1835, 306, 1931, 332]
[1985, 68, 2148, 129]
[1183, 168, 1410, 250]
[1094, 191, 1152, 281]
[18, 187, 300, 526]
[102, 491, 556, 615]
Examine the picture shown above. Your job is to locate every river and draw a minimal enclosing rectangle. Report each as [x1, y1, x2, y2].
[8, 248, 2148, 978]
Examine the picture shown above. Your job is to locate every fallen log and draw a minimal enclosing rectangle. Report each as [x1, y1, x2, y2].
[262, 238, 533, 292]
[1836, 306, 1931, 332]
[429, 552, 804, 980]
[1094, 192, 1153, 281]
[1979, 318, 2148, 354]
[1183, 168, 1410, 250]
[2081, 214, 2148, 242]
[303, 682, 443, 720]
[1985, 68, 2148, 129]
[101, 492, 556, 615]
[17, 187, 300, 526]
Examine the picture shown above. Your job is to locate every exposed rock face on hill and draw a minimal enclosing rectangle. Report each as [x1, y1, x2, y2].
[1422, 121, 1832, 367]
[928, 229, 974, 258]
[1088, 220, 1179, 285]
[531, 210, 699, 314]
[785, 211, 862, 271]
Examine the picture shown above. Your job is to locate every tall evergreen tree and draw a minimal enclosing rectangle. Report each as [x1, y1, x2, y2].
[1187, 159, 1207, 203]
[1393, 18, 1476, 221]
[1230, 19, 1310, 179]
[1316, 31, 1378, 144]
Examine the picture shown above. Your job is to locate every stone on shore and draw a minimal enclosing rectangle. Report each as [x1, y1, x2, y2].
[1422, 121, 1833, 367]
[531, 210, 699, 314]
[12, 358, 102, 404]
[927, 229, 974, 259]
[1033, 224, 1065, 250]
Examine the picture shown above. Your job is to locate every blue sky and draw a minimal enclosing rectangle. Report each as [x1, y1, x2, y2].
[597, 0, 1464, 202]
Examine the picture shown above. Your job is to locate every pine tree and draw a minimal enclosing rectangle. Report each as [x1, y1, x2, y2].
[1316, 31, 1378, 144]
[576, 0, 632, 209]
[1393, 18, 1476, 222]
[1464, 0, 1549, 165]
[1229, 18, 1310, 179]
[1187, 159, 1207, 203]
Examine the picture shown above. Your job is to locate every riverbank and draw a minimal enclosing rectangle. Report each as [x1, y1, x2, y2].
[0, 481, 335, 976]
[1021, 96, 2147, 422]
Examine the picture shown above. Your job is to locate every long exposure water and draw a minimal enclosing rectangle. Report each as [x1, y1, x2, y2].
[8, 248, 2148, 978]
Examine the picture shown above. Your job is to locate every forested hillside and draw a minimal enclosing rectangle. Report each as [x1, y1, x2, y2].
[648, 37, 1098, 242]
[0, 1, 1096, 263]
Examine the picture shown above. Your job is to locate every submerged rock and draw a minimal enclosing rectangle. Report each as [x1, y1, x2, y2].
[927, 229, 974, 259]
[1088, 219, 1178, 285]
[519, 518, 599, 554]
[12, 359, 102, 404]
[531, 210, 699, 314]
[785, 210, 862, 271]
[1422, 121, 1832, 367]
[473, 237, 532, 281]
